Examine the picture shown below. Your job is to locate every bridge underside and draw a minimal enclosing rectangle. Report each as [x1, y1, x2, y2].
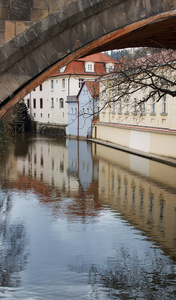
[0, 0, 176, 119]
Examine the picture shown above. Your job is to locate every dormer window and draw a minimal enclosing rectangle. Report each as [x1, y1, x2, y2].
[60, 66, 66, 73]
[85, 61, 94, 72]
[106, 63, 114, 73]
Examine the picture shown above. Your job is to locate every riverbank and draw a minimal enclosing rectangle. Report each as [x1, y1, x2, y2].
[88, 138, 176, 167]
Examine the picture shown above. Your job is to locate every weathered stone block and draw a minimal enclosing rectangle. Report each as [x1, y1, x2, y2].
[30, 9, 49, 22]
[74, 14, 105, 45]
[15, 22, 26, 36]
[48, 0, 66, 13]
[54, 10, 69, 32]
[0, 7, 8, 20]
[40, 14, 59, 37]
[10, 0, 32, 9]
[59, 27, 81, 53]
[0, 71, 20, 94]
[14, 32, 32, 56]
[0, 81, 10, 102]
[9, 62, 30, 85]
[0, 0, 10, 7]
[29, 47, 50, 71]
[50, 34, 68, 57]
[0, 20, 4, 31]
[5, 21, 15, 42]
[33, 0, 49, 10]
[64, 3, 84, 27]
[36, 40, 60, 66]
[9, 6, 30, 21]
[2, 38, 23, 70]
[0, 32, 4, 45]
[18, 56, 40, 78]
[71, 20, 89, 46]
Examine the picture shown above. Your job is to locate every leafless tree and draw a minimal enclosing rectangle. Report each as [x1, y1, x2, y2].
[99, 48, 176, 117]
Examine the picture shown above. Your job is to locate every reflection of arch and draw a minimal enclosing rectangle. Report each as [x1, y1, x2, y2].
[1, 1, 176, 118]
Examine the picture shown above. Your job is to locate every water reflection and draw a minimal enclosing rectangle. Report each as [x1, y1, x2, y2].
[0, 191, 28, 289]
[92, 143, 176, 259]
[0, 134, 175, 299]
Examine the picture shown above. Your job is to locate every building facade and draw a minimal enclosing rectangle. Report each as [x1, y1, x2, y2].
[67, 81, 99, 138]
[92, 64, 176, 160]
[24, 53, 117, 133]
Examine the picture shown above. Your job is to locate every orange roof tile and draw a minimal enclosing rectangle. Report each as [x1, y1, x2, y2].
[85, 81, 99, 97]
[78, 52, 118, 63]
[77, 81, 99, 99]
[52, 53, 119, 77]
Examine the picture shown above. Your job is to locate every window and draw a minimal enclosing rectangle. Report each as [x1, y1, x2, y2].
[40, 98, 43, 109]
[118, 99, 122, 114]
[133, 98, 137, 114]
[33, 98, 36, 109]
[125, 97, 129, 114]
[106, 63, 114, 73]
[161, 95, 167, 114]
[102, 101, 106, 113]
[34, 113, 36, 117]
[85, 61, 94, 72]
[151, 96, 156, 114]
[62, 78, 65, 89]
[60, 66, 66, 73]
[59, 98, 64, 108]
[27, 99, 30, 108]
[51, 79, 54, 90]
[71, 108, 73, 114]
[51, 98, 54, 108]
[48, 114, 50, 118]
[88, 64, 93, 71]
[41, 113, 43, 118]
[41, 155, 44, 167]
[111, 100, 115, 114]
[79, 79, 84, 88]
[40, 84, 42, 91]
[140, 99, 145, 115]
[75, 108, 77, 114]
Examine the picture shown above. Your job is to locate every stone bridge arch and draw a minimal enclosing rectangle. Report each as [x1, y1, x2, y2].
[0, 0, 176, 118]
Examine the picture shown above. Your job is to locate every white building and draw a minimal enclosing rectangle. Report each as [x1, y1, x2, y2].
[24, 53, 117, 133]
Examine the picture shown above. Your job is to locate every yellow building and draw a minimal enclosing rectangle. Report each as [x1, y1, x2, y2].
[92, 55, 176, 160]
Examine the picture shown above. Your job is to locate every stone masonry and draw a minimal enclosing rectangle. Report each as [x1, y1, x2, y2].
[0, 0, 176, 119]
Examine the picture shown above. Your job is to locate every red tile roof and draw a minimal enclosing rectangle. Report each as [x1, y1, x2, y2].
[77, 81, 99, 99]
[52, 53, 119, 77]
[78, 52, 118, 63]
[85, 81, 99, 97]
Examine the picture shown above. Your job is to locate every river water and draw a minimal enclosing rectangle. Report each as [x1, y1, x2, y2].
[0, 134, 176, 299]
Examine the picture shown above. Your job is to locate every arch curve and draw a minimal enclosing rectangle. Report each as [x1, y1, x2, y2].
[0, 0, 176, 118]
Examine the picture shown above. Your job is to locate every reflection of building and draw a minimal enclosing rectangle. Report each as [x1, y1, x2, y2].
[15, 137, 100, 220]
[67, 139, 98, 191]
[92, 143, 176, 258]
[67, 81, 99, 138]
[17, 138, 69, 192]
